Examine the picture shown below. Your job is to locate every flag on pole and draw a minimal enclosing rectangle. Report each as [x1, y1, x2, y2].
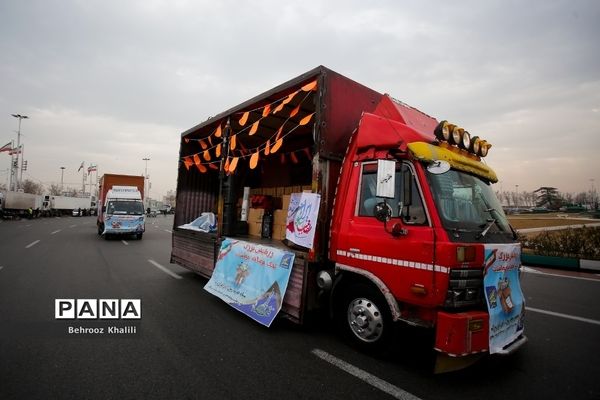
[78, 161, 84, 172]
[8, 145, 22, 155]
[0, 142, 11, 153]
[87, 164, 97, 175]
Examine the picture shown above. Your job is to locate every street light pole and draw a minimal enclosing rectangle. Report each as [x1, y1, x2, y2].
[11, 114, 28, 190]
[515, 184, 519, 212]
[591, 178, 596, 210]
[142, 157, 150, 208]
[60, 167, 66, 193]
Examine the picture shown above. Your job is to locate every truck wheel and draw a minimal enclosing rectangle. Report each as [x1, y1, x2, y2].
[136, 233, 143, 240]
[335, 283, 392, 351]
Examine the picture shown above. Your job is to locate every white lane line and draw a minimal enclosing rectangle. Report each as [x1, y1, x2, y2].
[311, 349, 422, 400]
[69, 224, 77, 228]
[164, 229, 172, 233]
[522, 267, 600, 283]
[148, 259, 182, 280]
[50, 229, 62, 235]
[527, 307, 600, 326]
[122, 240, 129, 246]
[25, 240, 40, 249]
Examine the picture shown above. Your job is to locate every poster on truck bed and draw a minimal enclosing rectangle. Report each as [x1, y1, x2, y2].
[204, 238, 295, 327]
[285, 192, 321, 249]
[483, 243, 525, 354]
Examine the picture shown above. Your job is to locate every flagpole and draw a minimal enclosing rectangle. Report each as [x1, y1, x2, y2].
[9, 140, 14, 191]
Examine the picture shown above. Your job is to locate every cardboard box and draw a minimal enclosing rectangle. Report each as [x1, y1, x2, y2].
[248, 221, 262, 237]
[302, 185, 312, 192]
[272, 225, 286, 240]
[275, 186, 285, 196]
[248, 208, 264, 223]
[263, 187, 275, 196]
[282, 195, 291, 213]
[284, 186, 293, 195]
[249, 188, 262, 195]
[273, 210, 287, 226]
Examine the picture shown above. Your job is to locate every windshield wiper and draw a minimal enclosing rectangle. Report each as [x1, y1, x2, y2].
[477, 218, 497, 239]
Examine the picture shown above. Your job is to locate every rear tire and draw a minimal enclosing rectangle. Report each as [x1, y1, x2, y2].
[334, 282, 393, 352]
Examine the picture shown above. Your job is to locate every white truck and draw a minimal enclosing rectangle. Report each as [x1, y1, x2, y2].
[43, 195, 96, 216]
[99, 185, 145, 239]
[0, 191, 43, 219]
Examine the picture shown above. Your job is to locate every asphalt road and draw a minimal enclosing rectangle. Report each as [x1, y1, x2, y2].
[1, 215, 599, 400]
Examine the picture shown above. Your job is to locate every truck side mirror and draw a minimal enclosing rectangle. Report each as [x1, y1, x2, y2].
[374, 201, 392, 223]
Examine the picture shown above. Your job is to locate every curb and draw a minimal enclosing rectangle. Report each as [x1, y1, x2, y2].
[522, 254, 600, 272]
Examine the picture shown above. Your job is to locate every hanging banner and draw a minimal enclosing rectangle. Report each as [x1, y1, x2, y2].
[483, 243, 525, 354]
[204, 238, 295, 327]
[285, 192, 321, 249]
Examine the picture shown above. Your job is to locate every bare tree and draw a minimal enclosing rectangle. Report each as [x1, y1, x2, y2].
[22, 179, 44, 195]
[49, 184, 62, 196]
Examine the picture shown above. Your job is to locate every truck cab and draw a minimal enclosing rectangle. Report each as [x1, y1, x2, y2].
[329, 107, 525, 358]
[99, 186, 145, 239]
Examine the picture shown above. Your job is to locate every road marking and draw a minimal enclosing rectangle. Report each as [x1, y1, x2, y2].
[25, 240, 40, 249]
[70, 224, 77, 228]
[522, 267, 600, 283]
[25, 224, 32, 227]
[0, 266, 4, 271]
[164, 229, 172, 233]
[148, 259, 182, 280]
[526, 307, 600, 326]
[50, 229, 62, 235]
[311, 349, 422, 400]
[122, 240, 129, 246]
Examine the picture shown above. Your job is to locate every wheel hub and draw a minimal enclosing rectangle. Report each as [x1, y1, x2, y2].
[347, 298, 384, 343]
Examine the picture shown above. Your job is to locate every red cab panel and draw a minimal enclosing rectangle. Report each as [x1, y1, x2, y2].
[434, 311, 489, 356]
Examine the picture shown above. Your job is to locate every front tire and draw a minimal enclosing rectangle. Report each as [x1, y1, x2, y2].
[136, 233, 143, 240]
[335, 283, 392, 351]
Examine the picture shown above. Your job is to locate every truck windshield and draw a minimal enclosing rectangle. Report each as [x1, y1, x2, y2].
[107, 200, 144, 216]
[426, 168, 513, 241]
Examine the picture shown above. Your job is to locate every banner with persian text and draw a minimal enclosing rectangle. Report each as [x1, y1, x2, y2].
[204, 238, 295, 327]
[483, 243, 525, 354]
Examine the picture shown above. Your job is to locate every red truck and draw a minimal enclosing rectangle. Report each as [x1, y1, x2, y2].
[171, 66, 526, 369]
[97, 174, 145, 239]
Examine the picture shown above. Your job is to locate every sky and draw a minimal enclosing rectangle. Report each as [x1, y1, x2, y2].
[1, 0, 599, 199]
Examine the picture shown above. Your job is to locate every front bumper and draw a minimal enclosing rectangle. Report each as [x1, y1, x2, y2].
[434, 310, 527, 357]
[435, 311, 490, 357]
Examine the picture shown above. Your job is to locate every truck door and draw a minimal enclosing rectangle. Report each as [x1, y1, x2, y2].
[343, 160, 436, 305]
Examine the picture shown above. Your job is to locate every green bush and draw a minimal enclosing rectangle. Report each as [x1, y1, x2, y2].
[519, 226, 600, 260]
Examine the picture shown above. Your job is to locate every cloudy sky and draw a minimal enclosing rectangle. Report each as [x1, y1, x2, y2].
[1, 0, 599, 199]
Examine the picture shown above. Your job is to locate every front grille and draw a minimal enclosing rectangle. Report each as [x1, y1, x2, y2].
[444, 268, 484, 308]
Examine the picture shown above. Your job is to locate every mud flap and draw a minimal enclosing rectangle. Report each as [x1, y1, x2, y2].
[434, 353, 484, 374]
